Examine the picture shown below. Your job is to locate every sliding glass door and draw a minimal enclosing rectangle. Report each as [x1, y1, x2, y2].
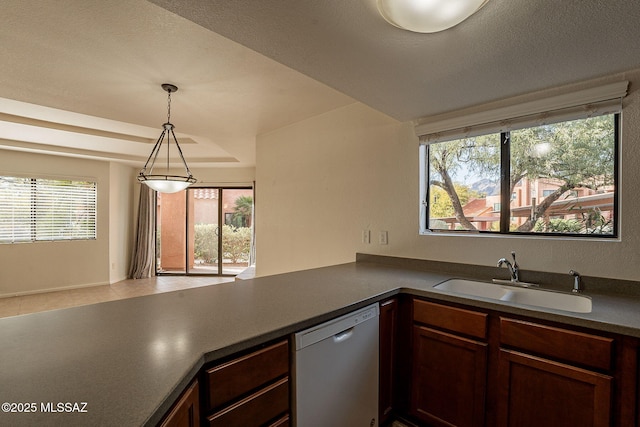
[189, 188, 219, 274]
[156, 187, 253, 276]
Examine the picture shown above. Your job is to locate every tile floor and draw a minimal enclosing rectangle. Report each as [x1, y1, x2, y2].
[0, 275, 234, 319]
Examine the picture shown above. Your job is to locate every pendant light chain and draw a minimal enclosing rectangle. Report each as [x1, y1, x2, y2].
[167, 89, 172, 123]
[166, 90, 171, 172]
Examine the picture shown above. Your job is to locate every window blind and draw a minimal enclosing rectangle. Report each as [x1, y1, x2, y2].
[0, 176, 97, 243]
[416, 81, 628, 145]
[0, 177, 32, 242]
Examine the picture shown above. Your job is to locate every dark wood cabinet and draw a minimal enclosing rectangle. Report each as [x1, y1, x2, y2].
[497, 317, 614, 427]
[159, 379, 199, 427]
[205, 340, 289, 410]
[157, 339, 290, 427]
[207, 377, 289, 427]
[410, 300, 488, 427]
[411, 325, 488, 427]
[379, 297, 398, 425]
[497, 348, 612, 427]
[499, 317, 614, 371]
[203, 339, 290, 427]
[405, 297, 635, 427]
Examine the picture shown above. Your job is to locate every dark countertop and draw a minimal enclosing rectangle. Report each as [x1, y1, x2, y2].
[1, 257, 640, 426]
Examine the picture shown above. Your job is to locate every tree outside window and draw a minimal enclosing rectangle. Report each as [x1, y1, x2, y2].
[425, 114, 617, 236]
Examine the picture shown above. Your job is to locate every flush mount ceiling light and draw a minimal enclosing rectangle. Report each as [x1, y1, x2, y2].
[377, 0, 489, 33]
[137, 83, 196, 193]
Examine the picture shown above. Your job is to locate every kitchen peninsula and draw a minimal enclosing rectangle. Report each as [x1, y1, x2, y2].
[2, 254, 640, 426]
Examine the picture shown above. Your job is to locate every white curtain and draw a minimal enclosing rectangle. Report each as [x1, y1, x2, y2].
[129, 184, 155, 279]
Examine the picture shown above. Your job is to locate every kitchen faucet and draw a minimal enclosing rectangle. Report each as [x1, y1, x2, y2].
[494, 252, 539, 288]
[497, 251, 519, 282]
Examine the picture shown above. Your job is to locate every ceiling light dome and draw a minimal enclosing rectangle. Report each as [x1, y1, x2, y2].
[378, 0, 489, 33]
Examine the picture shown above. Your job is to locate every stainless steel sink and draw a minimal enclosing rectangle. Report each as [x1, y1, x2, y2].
[433, 278, 592, 313]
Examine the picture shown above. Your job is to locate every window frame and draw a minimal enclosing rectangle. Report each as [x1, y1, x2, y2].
[420, 113, 620, 238]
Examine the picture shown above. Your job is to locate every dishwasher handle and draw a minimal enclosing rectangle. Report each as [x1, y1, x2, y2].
[333, 327, 354, 343]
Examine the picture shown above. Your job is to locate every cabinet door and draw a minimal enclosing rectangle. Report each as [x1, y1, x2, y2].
[410, 325, 488, 427]
[160, 379, 199, 427]
[497, 349, 613, 427]
[379, 298, 398, 425]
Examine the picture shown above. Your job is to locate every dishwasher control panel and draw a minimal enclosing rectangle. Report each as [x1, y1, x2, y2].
[294, 303, 380, 350]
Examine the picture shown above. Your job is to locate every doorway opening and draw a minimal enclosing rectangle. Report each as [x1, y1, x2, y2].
[156, 187, 253, 276]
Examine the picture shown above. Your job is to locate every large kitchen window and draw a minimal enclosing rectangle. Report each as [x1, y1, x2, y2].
[418, 83, 626, 238]
[0, 176, 97, 243]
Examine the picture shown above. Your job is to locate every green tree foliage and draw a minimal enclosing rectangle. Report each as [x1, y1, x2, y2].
[230, 195, 253, 227]
[222, 224, 251, 263]
[193, 224, 251, 265]
[193, 224, 218, 263]
[533, 218, 583, 233]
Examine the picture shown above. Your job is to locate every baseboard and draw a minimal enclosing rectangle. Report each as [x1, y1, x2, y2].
[0, 281, 110, 299]
[109, 274, 129, 285]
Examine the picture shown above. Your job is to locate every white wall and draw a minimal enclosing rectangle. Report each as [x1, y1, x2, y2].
[189, 166, 255, 187]
[0, 151, 114, 296]
[255, 102, 414, 276]
[109, 162, 136, 284]
[255, 70, 640, 283]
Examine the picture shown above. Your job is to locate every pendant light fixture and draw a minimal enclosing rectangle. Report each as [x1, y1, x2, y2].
[137, 83, 196, 193]
[378, 0, 489, 34]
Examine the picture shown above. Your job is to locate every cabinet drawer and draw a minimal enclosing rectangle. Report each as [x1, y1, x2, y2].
[206, 340, 289, 410]
[500, 318, 614, 371]
[413, 299, 488, 340]
[207, 377, 289, 427]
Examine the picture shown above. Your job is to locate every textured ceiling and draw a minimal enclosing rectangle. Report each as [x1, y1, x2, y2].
[1, 0, 640, 167]
[150, 0, 640, 121]
[0, 0, 354, 167]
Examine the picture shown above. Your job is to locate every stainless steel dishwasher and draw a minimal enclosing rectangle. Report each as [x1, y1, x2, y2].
[294, 303, 379, 427]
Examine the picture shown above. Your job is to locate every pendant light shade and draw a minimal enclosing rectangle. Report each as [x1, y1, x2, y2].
[137, 83, 196, 193]
[378, 0, 489, 33]
[141, 176, 193, 193]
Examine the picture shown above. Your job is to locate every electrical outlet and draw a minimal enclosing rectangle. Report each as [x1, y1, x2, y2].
[362, 229, 370, 244]
[379, 231, 388, 245]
